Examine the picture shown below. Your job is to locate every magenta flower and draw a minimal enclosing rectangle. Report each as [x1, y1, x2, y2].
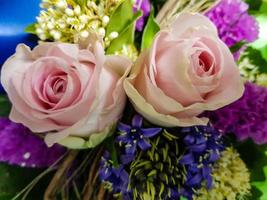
[0, 118, 66, 168]
[206, 0, 259, 58]
[133, 0, 151, 31]
[205, 82, 267, 144]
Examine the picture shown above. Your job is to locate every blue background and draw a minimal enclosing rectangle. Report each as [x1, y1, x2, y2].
[0, 0, 40, 93]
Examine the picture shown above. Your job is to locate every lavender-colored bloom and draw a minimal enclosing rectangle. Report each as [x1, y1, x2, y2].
[117, 115, 161, 155]
[205, 82, 267, 144]
[99, 151, 131, 198]
[0, 118, 66, 168]
[133, 0, 151, 31]
[178, 125, 225, 199]
[206, 0, 258, 58]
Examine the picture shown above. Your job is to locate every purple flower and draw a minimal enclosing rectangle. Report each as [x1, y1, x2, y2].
[116, 115, 161, 155]
[99, 151, 131, 197]
[205, 82, 267, 144]
[133, 0, 151, 31]
[0, 118, 66, 168]
[178, 125, 225, 198]
[206, 0, 259, 58]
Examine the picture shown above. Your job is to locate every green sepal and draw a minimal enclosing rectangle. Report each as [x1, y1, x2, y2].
[58, 123, 115, 149]
[141, 8, 160, 50]
[252, 167, 267, 200]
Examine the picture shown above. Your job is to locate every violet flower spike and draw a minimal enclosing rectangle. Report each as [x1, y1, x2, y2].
[99, 151, 130, 194]
[116, 115, 161, 154]
[133, 0, 151, 31]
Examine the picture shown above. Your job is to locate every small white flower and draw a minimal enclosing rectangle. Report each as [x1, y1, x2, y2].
[80, 30, 89, 38]
[56, 0, 67, 9]
[109, 31, 119, 39]
[102, 15, 110, 26]
[98, 27, 106, 36]
[65, 8, 74, 16]
[74, 5, 81, 15]
[23, 152, 31, 160]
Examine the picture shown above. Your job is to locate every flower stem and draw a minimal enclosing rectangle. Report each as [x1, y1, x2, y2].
[44, 150, 79, 200]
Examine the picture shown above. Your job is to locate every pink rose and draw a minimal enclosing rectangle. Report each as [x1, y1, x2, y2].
[124, 13, 244, 127]
[1, 42, 131, 148]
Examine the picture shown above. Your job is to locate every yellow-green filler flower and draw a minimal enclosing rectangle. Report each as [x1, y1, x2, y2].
[35, 0, 121, 45]
[193, 147, 251, 200]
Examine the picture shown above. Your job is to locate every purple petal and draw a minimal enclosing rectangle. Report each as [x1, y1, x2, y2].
[120, 154, 135, 165]
[116, 134, 129, 143]
[132, 115, 143, 128]
[0, 118, 66, 168]
[188, 143, 207, 152]
[141, 128, 162, 138]
[179, 153, 195, 165]
[125, 143, 137, 155]
[208, 151, 220, 162]
[138, 139, 151, 151]
[183, 135, 196, 145]
[118, 123, 131, 133]
[186, 173, 202, 186]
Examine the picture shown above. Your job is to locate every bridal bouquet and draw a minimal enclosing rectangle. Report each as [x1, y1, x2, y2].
[0, 0, 267, 199]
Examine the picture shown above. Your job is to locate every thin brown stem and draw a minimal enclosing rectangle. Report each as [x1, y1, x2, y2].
[44, 150, 79, 200]
[83, 147, 104, 200]
[97, 184, 106, 200]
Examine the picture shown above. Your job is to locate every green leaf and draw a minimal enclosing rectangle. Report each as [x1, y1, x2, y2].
[245, 0, 263, 12]
[107, 11, 142, 54]
[104, 136, 119, 168]
[24, 24, 36, 34]
[229, 40, 247, 53]
[106, 0, 135, 36]
[235, 140, 267, 199]
[241, 47, 267, 74]
[0, 163, 50, 200]
[261, 45, 267, 61]
[252, 167, 267, 200]
[141, 9, 160, 50]
[0, 95, 11, 117]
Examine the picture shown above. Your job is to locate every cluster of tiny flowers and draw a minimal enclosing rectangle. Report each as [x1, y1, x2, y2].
[35, 0, 121, 46]
[238, 56, 259, 82]
[205, 82, 267, 144]
[177, 125, 225, 199]
[193, 147, 251, 200]
[99, 151, 132, 199]
[99, 114, 226, 200]
[114, 44, 139, 61]
[99, 115, 162, 199]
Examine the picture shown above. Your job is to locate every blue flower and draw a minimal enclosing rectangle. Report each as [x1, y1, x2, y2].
[116, 115, 162, 155]
[178, 125, 225, 199]
[99, 151, 130, 194]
